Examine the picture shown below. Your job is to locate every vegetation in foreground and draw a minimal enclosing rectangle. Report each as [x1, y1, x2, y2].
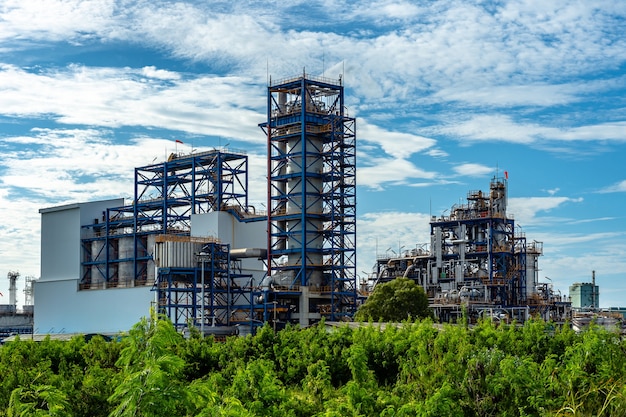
[0, 313, 625, 416]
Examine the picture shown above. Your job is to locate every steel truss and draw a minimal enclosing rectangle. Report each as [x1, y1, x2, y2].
[259, 74, 357, 321]
[80, 150, 248, 287]
[157, 242, 230, 330]
[428, 178, 527, 307]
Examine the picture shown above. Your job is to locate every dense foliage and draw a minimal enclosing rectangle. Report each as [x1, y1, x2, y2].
[355, 277, 432, 322]
[0, 314, 625, 416]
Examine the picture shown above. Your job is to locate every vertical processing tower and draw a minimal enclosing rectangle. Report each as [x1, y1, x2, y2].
[260, 74, 357, 324]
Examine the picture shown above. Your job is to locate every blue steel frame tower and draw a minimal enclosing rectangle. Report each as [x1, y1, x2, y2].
[81, 149, 251, 332]
[81, 149, 248, 287]
[260, 74, 357, 324]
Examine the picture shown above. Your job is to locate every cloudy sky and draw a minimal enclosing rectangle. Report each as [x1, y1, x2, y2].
[1, 0, 625, 308]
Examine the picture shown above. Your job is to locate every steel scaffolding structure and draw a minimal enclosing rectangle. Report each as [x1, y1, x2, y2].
[369, 176, 547, 322]
[80, 149, 249, 288]
[157, 242, 232, 331]
[259, 74, 357, 323]
[427, 176, 527, 306]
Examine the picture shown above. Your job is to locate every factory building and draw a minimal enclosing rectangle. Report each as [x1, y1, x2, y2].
[35, 74, 357, 335]
[569, 271, 600, 310]
[367, 177, 571, 323]
[0, 272, 33, 341]
[35, 149, 268, 335]
[33, 72, 581, 336]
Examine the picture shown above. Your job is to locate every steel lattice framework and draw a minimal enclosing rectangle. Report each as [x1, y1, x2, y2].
[133, 150, 248, 232]
[428, 177, 528, 306]
[259, 74, 357, 322]
[80, 150, 248, 287]
[157, 242, 231, 330]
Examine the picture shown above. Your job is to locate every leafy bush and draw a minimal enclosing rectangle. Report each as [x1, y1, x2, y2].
[1, 315, 625, 416]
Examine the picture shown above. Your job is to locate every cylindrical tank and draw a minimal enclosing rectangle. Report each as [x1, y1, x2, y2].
[284, 130, 324, 285]
[526, 252, 539, 298]
[118, 237, 134, 286]
[147, 234, 157, 282]
[91, 240, 109, 286]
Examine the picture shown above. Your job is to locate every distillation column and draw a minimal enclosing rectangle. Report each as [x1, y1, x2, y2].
[261, 74, 357, 324]
[7, 271, 19, 311]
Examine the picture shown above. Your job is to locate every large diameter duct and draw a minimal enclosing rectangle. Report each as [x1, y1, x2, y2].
[230, 248, 267, 259]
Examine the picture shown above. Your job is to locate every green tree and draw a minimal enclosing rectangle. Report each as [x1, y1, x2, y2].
[8, 384, 71, 417]
[355, 278, 431, 322]
[108, 311, 194, 417]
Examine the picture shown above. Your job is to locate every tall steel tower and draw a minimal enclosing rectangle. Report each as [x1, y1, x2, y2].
[260, 73, 357, 324]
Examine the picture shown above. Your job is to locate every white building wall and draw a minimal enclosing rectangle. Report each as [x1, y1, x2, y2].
[36, 203, 267, 335]
[39, 199, 123, 282]
[34, 280, 153, 334]
[191, 211, 266, 283]
[191, 211, 266, 249]
[35, 198, 154, 335]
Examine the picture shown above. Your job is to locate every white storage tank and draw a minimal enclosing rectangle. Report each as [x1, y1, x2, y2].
[146, 234, 157, 283]
[118, 237, 135, 286]
[91, 240, 114, 287]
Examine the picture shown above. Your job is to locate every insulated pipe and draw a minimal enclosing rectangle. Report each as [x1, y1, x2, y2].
[229, 248, 268, 259]
[402, 262, 425, 288]
[402, 263, 416, 278]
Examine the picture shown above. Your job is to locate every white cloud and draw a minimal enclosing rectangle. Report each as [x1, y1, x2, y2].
[0, 129, 167, 201]
[3, 0, 625, 100]
[440, 114, 626, 144]
[453, 163, 493, 177]
[0, 65, 266, 143]
[141, 66, 180, 81]
[359, 121, 436, 159]
[435, 83, 581, 107]
[598, 180, 626, 193]
[0, 0, 117, 44]
[439, 115, 541, 144]
[508, 195, 583, 226]
[357, 157, 436, 190]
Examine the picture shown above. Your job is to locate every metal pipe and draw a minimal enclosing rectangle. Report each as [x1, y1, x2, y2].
[201, 254, 205, 336]
[229, 248, 268, 259]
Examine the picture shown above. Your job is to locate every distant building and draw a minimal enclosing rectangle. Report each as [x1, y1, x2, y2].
[569, 282, 599, 310]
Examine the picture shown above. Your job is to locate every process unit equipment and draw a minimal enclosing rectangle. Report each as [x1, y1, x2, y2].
[36, 73, 358, 336]
[368, 176, 570, 323]
[81, 149, 250, 289]
[0, 272, 33, 341]
[570, 270, 600, 311]
[259, 73, 357, 325]
[78, 149, 268, 335]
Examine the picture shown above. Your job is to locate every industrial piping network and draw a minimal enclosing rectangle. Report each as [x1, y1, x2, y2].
[367, 176, 571, 323]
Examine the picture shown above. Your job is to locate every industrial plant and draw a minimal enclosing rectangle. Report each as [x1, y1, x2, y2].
[33, 74, 355, 336]
[6, 73, 616, 339]
[0, 272, 34, 340]
[366, 176, 570, 324]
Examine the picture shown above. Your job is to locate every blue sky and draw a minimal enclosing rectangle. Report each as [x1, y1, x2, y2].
[1, 0, 625, 308]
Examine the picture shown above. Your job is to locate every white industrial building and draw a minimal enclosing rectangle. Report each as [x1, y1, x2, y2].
[35, 197, 266, 335]
[34, 75, 361, 335]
